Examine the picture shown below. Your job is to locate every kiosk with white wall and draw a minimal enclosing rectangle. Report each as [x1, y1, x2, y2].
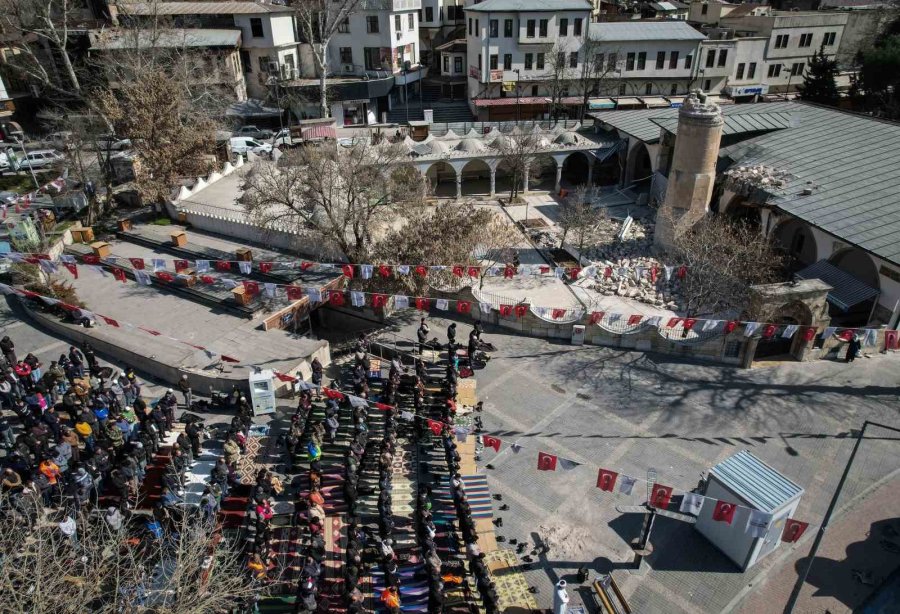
[695, 450, 804, 571]
[248, 369, 277, 416]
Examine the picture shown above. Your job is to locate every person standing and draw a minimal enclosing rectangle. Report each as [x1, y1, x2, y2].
[417, 318, 430, 354]
[846, 334, 862, 363]
[1, 336, 16, 367]
[178, 375, 192, 409]
[311, 357, 323, 399]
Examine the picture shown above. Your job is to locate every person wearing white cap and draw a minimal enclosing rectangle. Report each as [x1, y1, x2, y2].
[177, 374, 192, 409]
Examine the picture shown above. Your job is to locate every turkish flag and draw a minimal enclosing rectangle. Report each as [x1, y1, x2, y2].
[200, 275, 215, 284]
[373, 294, 388, 308]
[763, 324, 777, 339]
[650, 267, 658, 283]
[683, 318, 697, 331]
[504, 266, 515, 279]
[677, 265, 687, 279]
[379, 265, 392, 278]
[499, 304, 513, 317]
[63, 263, 78, 278]
[259, 262, 273, 273]
[112, 268, 126, 283]
[452, 265, 464, 277]
[596, 468, 618, 492]
[156, 272, 174, 283]
[243, 280, 259, 295]
[174, 259, 189, 272]
[604, 266, 613, 278]
[712, 500, 737, 524]
[286, 286, 304, 301]
[101, 316, 119, 327]
[482, 435, 501, 451]
[415, 297, 430, 311]
[839, 329, 855, 341]
[803, 326, 817, 342]
[724, 320, 739, 334]
[552, 308, 566, 320]
[323, 387, 345, 401]
[139, 327, 161, 336]
[427, 419, 443, 436]
[539, 266, 550, 274]
[537, 452, 558, 471]
[300, 261, 313, 270]
[649, 484, 674, 509]
[215, 260, 231, 272]
[415, 265, 428, 277]
[129, 258, 145, 270]
[82, 254, 100, 265]
[274, 371, 297, 382]
[456, 301, 471, 314]
[589, 311, 605, 325]
[569, 267, 581, 280]
[341, 264, 354, 278]
[329, 291, 345, 306]
[468, 266, 480, 278]
[781, 519, 809, 543]
[667, 317, 682, 328]
[514, 304, 528, 318]
[375, 402, 393, 411]
[628, 314, 643, 326]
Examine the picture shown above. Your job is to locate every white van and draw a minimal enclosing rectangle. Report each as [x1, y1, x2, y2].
[230, 136, 272, 156]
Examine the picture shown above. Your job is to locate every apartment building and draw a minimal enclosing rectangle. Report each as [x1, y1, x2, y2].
[419, 0, 466, 66]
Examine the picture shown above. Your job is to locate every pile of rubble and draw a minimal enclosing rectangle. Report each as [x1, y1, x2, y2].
[723, 164, 789, 196]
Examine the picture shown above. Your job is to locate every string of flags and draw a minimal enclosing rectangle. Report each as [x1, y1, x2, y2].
[0, 176, 67, 217]
[0, 283, 242, 364]
[316, 384, 811, 545]
[0, 250, 688, 283]
[29, 253, 888, 344]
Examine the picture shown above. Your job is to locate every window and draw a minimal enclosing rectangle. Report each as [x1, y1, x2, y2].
[775, 34, 788, 49]
[532, 85, 539, 96]
[736, 62, 745, 79]
[799, 33, 813, 47]
[490, 54, 498, 69]
[574, 18, 582, 36]
[539, 19, 548, 37]
[593, 53, 604, 71]
[569, 52, 578, 68]
[626, 52, 635, 71]
[478, 54, 481, 71]
[250, 17, 263, 38]
[748, 62, 756, 79]
[364, 47, 381, 70]
[703, 78, 711, 90]
[537, 53, 545, 69]
[258, 56, 270, 73]
[767, 64, 781, 78]
[685, 54, 693, 69]
[476, 20, 479, 33]
[425, 6, 433, 21]
[504, 53, 512, 70]
[240, 49, 251, 72]
[637, 51, 646, 70]
[367, 16, 379, 33]
[669, 50, 679, 69]
[645, 83, 652, 95]
[468, 18, 472, 35]
[408, 13, 414, 30]
[706, 49, 715, 68]
[559, 18, 568, 36]
[791, 62, 805, 76]
[454, 56, 462, 72]
[504, 19, 513, 37]
[619, 83, 627, 95]
[394, 15, 401, 31]
[701, 4, 708, 14]
[340, 47, 353, 64]
[670, 83, 678, 95]
[557, 51, 565, 67]
[489, 19, 498, 37]
[525, 53, 533, 69]
[527, 19, 535, 37]
[447, 5, 460, 20]
[607, 53, 617, 71]
[718, 49, 727, 67]
[656, 51, 665, 70]
[337, 17, 349, 33]
[443, 56, 449, 73]
[824, 31, 836, 46]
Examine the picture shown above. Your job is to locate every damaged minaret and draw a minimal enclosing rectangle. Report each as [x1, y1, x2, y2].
[654, 92, 724, 251]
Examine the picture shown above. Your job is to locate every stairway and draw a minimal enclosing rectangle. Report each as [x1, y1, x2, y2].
[422, 82, 443, 103]
[386, 100, 475, 125]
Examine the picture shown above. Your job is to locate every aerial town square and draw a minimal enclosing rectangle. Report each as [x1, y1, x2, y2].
[0, 0, 898, 612]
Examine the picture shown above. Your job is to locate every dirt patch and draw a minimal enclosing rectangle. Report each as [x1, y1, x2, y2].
[537, 521, 593, 560]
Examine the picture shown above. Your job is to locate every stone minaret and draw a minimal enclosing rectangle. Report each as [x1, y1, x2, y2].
[654, 92, 724, 251]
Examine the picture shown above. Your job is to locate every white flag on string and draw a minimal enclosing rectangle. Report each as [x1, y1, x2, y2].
[347, 395, 368, 409]
[239, 261, 252, 275]
[134, 270, 152, 286]
[702, 319, 721, 332]
[745, 509, 774, 539]
[264, 283, 277, 298]
[864, 328, 877, 347]
[664, 266, 674, 281]
[196, 260, 210, 273]
[394, 295, 409, 309]
[397, 265, 410, 275]
[152, 258, 166, 272]
[307, 288, 322, 303]
[619, 476, 637, 495]
[782, 324, 798, 339]
[645, 316, 662, 328]
[822, 326, 837, 338]
[350, 291, 365, 307]
[221, 278, 238, 289]
[479, 301, 493, 314]
[360, 264, 373, 279]
[519, 265, 532, 278]
[436, 299, 449, 311]
[744, 322, 760, 337]
[679, 493, 705, 515]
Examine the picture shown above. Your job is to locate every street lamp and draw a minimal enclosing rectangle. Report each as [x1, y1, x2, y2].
[782, 63, 795, 98]
[514, 68, 521, 124]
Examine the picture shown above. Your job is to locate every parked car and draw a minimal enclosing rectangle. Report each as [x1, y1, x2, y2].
[229, 137, 272, 155]
[96, 135, 132, 151]
[271, 128, 297, 148]
[18, 149, 65, 170]
[233, 125, 274, 140]
[42, 131, 74, 151]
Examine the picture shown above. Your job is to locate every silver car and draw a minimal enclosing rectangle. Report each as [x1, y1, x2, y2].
[19, 149, 64, 169]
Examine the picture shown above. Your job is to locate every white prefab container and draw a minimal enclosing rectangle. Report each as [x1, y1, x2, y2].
[248, 369, 277, 416]
[694, 450, 804, 571]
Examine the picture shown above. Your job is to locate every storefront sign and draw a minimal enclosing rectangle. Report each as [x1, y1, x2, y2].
[502, 81, 516, 92]
[468, 65, 481, 80]
[726, 84, 769, 97]
[490, 70, 503, 82]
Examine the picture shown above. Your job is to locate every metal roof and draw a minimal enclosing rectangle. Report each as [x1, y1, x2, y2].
[651, 111, 796, 137]
[90, 28, 241, 49]
[588, 21, 706, 42]
[710, 451, 803, 513]
[465, 0, 591, 11]
[721, 104, 900, 267]
[592, 100, 798, 143]
[795, 260, 880, 311]
[117, 1, 294, 15]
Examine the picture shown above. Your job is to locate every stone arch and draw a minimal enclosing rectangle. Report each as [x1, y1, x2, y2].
[829, 247, 880, 290]
[425, 160, 457, 198]
[527, 153, 557, 191]
[753, 300, 815, 362]
[459, 158, 492, 196]
[494, 157, 518, 197]
[561, 151, 593, 187]
[722, 195, 761, 229]
[771, 218, 818, 270]
[625, 141, 652, 185]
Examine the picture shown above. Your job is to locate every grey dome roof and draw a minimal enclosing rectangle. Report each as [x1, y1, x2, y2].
[455, 138, 487, 153]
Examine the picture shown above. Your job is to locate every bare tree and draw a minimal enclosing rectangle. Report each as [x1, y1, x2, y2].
[294, 0, 363, 118]
[667, 213, 784, 317]
[574, 36, 623, 120]
[542, 41, 573, 121]
[240, 141, 426, 262]
[494, 132, 543, 201]
[558, 185, 604, 257]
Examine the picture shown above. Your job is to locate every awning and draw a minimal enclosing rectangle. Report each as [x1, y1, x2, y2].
[705, 94, 734, 106]
[557, 96, 584, 105]
[302, 126, 336, 140]
[473, 96, 548, 107]
[589, 98, 616, 110]
[614, 97, 642, 108]
[226, 99, 282, 118]
[795, 260, 880, 311]
[640, 96, 670, 108]
[666, 96, 686, 107]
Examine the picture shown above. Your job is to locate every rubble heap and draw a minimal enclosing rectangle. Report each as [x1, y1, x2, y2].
[723, 164, 789, 197]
